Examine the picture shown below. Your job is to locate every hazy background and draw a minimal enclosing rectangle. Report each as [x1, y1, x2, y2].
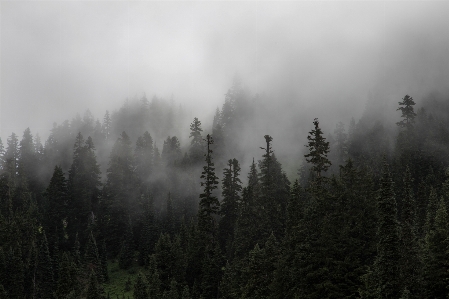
[1, 1, 449, 149]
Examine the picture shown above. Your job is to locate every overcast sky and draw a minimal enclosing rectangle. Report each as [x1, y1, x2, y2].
[1, 1, 449, 142]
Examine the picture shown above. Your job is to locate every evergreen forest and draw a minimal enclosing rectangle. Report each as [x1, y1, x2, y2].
[2, 79, 449, 299]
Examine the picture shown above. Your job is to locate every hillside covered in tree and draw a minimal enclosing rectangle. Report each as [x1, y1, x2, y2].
[2, 79, 449, 299]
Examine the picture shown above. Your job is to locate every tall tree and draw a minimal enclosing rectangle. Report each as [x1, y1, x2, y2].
[218, 158, 242, 256]
[43, 166, 68, 252]
[396, 95, 417, 130]
[304, 118, 331, 180]
[67, 133, 102, 248]
[198, 134, 220, 240]
[189, 117, 204, 165]
[103, 131, 137, 256]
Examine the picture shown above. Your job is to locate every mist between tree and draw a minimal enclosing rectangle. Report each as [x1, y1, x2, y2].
[3, 69, 449, 297]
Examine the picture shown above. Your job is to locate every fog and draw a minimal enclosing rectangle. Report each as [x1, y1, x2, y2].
[1, 1, 449, 170]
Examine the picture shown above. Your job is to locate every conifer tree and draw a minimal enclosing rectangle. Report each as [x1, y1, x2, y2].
[189, 117, 204, 165]
[86, 269, 103, 299]
[102, 110, 112, 141]
[198, 134, 220, 240]
[304, 118, 331, 179]
[218, 158, 242, 255]
[84, 231, 101, 281]
[57, 252, 75, 298]
[44, 166, 67, 249]
[118, 216, 134, 269]
[67, 133, 102, 248]
[36, 231, 54, 299]
[104, 131, 137, 256]
[133, 272, 149, 299]
[399, 166, 421, 298]
[134, 131, 154, 184]
[373, 160, 400, 299]
[396, 95, 416, 130]
[422, 197, 449, 299]
[146, 255, 161, 299]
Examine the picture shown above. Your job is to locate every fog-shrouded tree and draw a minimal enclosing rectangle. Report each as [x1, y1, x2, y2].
[304, 118, 331, 181]
[198, 134, 220, 240]
[189, 117, 204, 165]
[67, 133, 102, 249]
[396, 95, 416, 130]
[218, 158, 242, 256]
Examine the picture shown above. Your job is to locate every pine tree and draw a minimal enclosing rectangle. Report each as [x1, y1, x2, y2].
[189, 117, 204, 165]
[43, 166, 67, 250]
[67, 133, 102, 248]
[198, 134, 220, 240]
[218, 158, 242, 256]
[396, 95, 416, 130]
[104, 131, 138, 256]
[304, 118, 331, 179]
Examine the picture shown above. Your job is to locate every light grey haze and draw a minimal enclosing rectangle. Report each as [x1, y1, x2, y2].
[1, 1, 449, 143]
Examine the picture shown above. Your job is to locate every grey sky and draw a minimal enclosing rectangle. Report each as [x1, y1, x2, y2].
[1, 1, 449, 142]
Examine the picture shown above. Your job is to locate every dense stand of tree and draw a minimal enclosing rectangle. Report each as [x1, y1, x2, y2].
[2, 88, 449, 298]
